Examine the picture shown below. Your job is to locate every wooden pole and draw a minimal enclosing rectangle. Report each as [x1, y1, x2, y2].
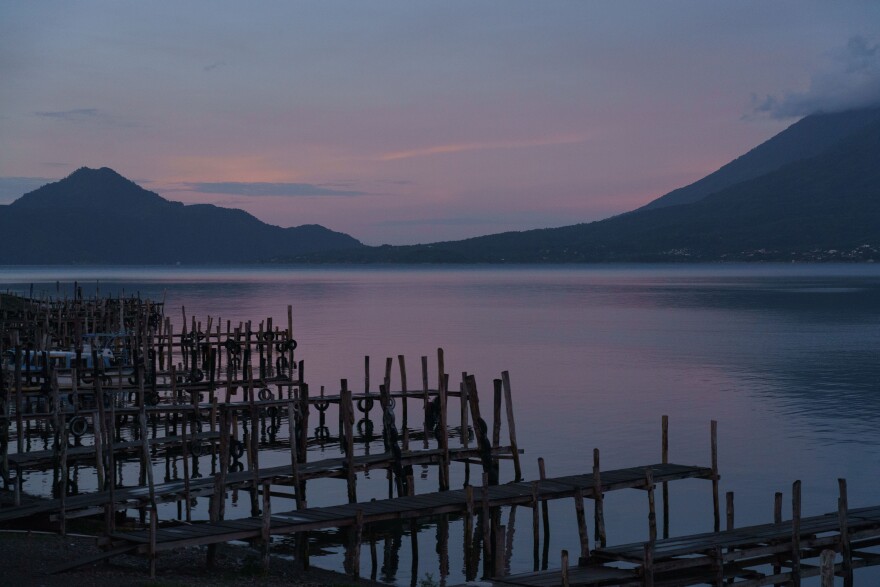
[398, 355, 409, 452]
[341, 379, 357, 503]
[726, 491, 734, 531]
[531, 481, 540, 571]
[500, 371, 521, 481]
[661, 414, 669, 539]
[561, 550, 570, 587]
[838, 478, 853, 587]
[791, 480, 802, 586]
[819, 549, 835, 587]
[288, 397, 303, 509]
[539, 457, 550, 570]
[773, 490, 782, 578]
[593, 448, 606, 547]
[574, 487, 589, 565]
[646, 468, 656, 543]
[711, 420, 720, 532]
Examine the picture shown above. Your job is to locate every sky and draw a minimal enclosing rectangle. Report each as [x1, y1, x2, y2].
[2, 2, 880, 246]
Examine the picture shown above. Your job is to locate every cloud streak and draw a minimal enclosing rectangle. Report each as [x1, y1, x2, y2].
[178, 181, 368, 197]
[34, 108, 99, 121]
[378, 135, 586, 161]
[752, 36, 880, 119]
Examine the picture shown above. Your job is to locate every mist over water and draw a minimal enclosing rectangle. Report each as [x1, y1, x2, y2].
[4, 264, 880, 584]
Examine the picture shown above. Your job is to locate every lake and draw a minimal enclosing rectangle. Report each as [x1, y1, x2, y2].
[3, 264, 880, 584]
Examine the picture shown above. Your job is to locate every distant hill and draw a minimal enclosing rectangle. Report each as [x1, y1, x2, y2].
[640, 106, 880, 211]
[0, 167, 363, 264]
[290, 107, 880, 263]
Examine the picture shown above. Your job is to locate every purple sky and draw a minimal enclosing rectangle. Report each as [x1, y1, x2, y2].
[2, 2, 879, 245]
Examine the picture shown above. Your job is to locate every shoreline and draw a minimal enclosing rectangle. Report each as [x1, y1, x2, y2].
[1, 531, 386, 587]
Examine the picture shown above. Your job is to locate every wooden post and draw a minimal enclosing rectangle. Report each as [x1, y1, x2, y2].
[481, 472, 491, 578]
[593, 448, 606, 547]
[298, 378, 309, 464]
[500, 371, 521, 481]
[466, 374, 496, 485]
[398, 355, 409, 452]
[645, 468, 656, 543]
[643, 542, 654, 587]
[711, 420, 720, 532]
[838, 478, 853, 587]
[539, 457, 550, 570]
[341, 379, 357, 503]
[531, 481, 540, 571]
[421, 355, 430, 446]
[574, 488, 589, 565]
[819, 549, 835, 587]
[661, 414, 669, 539]
[288, 398, 303, 509]
[438, 352, 449, 491]
[791, 480, 801, 586]
[772, 491, 782, 578]
[726, 491, 734, 531]
[561, 550, 570, 587]
[492, 378, 502, 450]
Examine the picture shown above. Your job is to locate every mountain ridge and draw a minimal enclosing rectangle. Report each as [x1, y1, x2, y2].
[0, 167, 363, 264]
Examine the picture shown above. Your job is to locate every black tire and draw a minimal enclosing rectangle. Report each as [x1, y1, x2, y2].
[69, 416, 88, 438]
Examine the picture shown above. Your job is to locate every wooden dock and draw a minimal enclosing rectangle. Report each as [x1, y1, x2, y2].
[479, 480, 880, 586]
[88, 463, 712, 568]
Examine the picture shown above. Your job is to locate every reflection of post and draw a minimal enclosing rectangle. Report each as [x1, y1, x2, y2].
[464, 485, 475, 578]
[409, 518, 419, 587]
[772, 491, 782, 577]
[438, 514, 449, 583]
[505, 505, 517, 575]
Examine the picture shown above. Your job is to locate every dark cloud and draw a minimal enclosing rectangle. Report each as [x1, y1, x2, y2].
[34, 108, 99, 121]
[203, 61, 226, 72]
[752, 36, 880, 119]
[180, 182, 368, 197]
[0, 176, 55, 202]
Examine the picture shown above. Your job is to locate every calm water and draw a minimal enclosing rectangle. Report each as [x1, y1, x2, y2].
[3, 264, 880, 585]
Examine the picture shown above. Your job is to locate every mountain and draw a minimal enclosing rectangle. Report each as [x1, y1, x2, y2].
[290, 107, 880, 263]
[640, 106, 880, 211]
[0, 167, 363, 264]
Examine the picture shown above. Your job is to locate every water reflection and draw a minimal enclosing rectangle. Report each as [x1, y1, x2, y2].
[4, 264, 880, 583]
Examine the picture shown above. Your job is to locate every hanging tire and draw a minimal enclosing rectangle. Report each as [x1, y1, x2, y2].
[266, 406, 279, 417]
[69, 416, 88, 438]
[357, 397, 374, 413]
[258, 388, 273, 401]
[230, 440, 245, 459]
